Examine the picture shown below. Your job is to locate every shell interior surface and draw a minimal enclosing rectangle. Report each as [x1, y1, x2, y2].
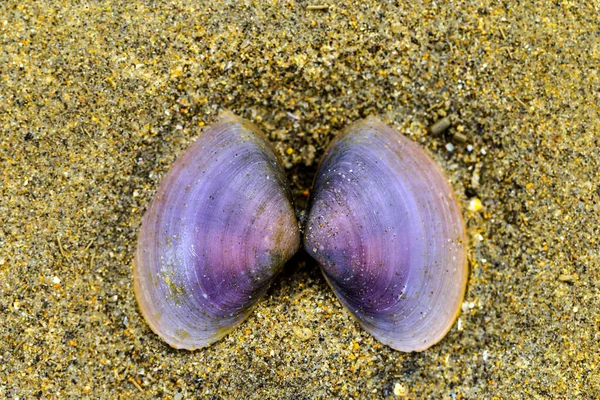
[304, 117, 468, 352]
[134, 112, 300, 350]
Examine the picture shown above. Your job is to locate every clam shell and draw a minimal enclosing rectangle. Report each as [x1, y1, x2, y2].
[134, 112, 300, 349]
[304, 117, 468, 352]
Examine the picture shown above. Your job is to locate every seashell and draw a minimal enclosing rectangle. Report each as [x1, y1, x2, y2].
[134, 112, 300, 350]
[304, 117, 468, 352]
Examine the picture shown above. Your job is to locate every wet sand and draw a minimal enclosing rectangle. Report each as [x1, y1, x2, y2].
[1, 1, 598, 398]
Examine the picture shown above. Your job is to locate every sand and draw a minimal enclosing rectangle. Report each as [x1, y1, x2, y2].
[1, 0, 598, 398]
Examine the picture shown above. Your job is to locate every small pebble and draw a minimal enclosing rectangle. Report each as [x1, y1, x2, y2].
[471, 166, 481, 189]
[393, 382, 407, 397]
[468, 198, 483, 212]
[453, 132, 467, 143]
[292, 327, 313, 341]
[429, 117, 451, 135]
[558, 274, 578, 282]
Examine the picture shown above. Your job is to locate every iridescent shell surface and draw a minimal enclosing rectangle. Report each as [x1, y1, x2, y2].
[134, 112, 300, 350]
[304, 117, 468, 352]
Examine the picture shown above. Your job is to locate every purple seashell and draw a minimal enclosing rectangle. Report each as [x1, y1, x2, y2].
[134, 112, 300, 350]
[304, 117, 468, 352]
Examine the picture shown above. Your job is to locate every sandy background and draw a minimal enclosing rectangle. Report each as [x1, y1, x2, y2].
[1, 0, 599, 398]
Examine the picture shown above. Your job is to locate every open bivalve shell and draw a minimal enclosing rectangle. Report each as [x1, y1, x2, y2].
[134, 112, 300, 350]
[304, 117, 468, 352]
